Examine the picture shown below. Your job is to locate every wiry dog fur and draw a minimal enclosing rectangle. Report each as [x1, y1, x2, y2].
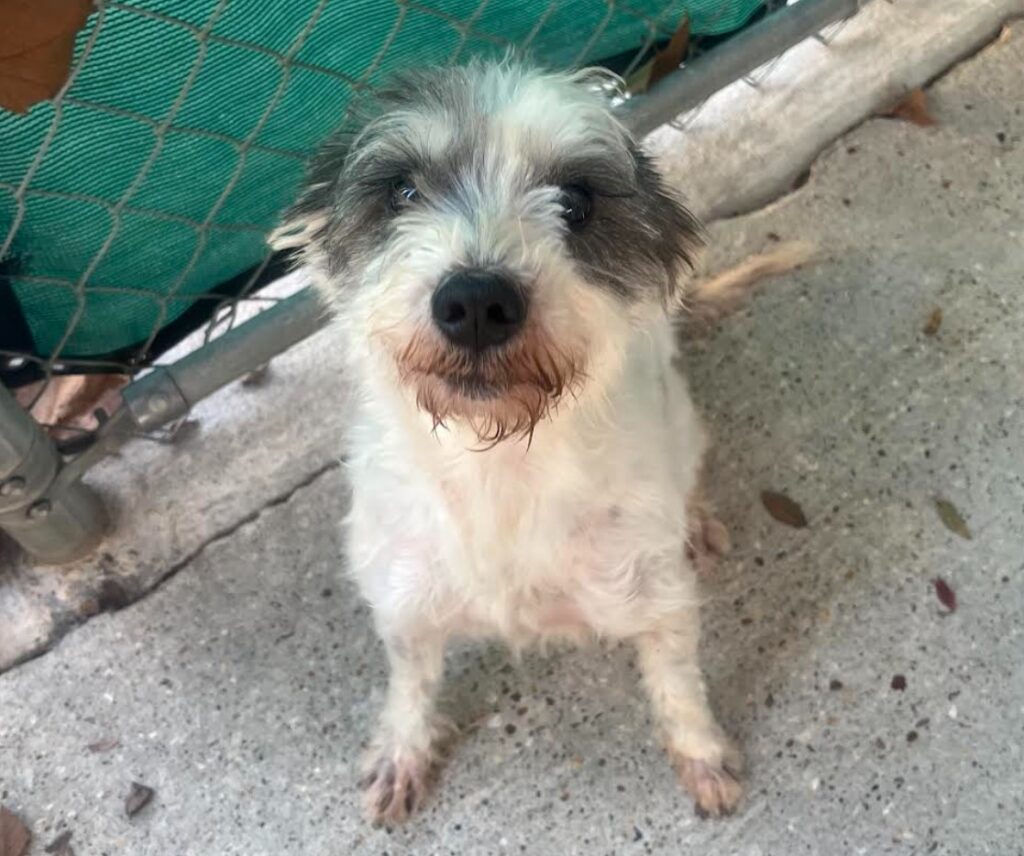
[274, 60, 743, 825]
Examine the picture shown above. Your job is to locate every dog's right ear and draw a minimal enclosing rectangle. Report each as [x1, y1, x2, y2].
[267, 203, 328, 251]
[268, 135, 351, 251]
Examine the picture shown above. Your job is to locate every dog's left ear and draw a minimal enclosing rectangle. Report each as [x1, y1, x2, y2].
[633, 149, 705, 309]
[268, 136, 350, 251]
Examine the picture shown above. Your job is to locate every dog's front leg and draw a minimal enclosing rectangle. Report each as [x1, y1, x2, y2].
[634, 615, 743, 817]
[359, 626, 448, 825]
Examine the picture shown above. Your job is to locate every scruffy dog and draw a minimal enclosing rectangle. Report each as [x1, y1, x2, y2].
[273, 60, 742, 825]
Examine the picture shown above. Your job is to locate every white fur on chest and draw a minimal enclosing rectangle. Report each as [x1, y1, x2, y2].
[345, 318, 705, 645]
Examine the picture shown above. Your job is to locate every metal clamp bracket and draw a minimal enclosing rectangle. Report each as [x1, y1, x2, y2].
[0, 385, 108, 563]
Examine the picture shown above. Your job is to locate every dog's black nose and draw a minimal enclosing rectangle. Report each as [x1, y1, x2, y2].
[431, 269, 526, 352]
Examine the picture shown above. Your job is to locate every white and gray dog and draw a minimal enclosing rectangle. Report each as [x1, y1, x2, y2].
[273, 59, 742, 824]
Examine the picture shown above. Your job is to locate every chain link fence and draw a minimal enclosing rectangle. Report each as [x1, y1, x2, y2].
[0, 0, 863, 562]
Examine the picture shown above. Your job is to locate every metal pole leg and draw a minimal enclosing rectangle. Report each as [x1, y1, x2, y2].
[0, 384, 108, 564]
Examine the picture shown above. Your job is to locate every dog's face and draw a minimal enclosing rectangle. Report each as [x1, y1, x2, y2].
[276, 62, 701, 444]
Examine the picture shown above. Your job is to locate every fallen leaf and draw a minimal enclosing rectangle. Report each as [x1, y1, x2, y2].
[761, 490, 808, 528]
[44, 830, 74, 855]
[934, 498, 972, 540]
[0, 0, 94, 114]
[86, 737, 119, 754]
[648, 17, 691, 89]
[934, 578, 957, 612]
[923, 307, 943, 336]
[124, 782, 155, 818]
[626, 16, 690, 94]
[0, 806, 31, 856]
[891, 674, 907, 691]
[882, 89, 936, 127]
[16, 374, 128, 443]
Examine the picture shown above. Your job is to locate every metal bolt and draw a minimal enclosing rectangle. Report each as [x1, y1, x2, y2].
[0, 476, 26, 497]
[27, 498, 52, 520]
[147, 393, 170, 415]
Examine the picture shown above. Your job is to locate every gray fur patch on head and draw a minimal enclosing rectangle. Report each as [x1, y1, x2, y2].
[277, 59, 702, 305]
[561, 150, 703, 301]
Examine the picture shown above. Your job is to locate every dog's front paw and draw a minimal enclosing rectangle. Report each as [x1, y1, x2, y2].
[671, 737, 744, 818]
[359, 747, 433, 825]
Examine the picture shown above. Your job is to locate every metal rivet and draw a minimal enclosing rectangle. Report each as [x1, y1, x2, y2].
[0, 476, 26, 497]
[27, 499, 52, 520]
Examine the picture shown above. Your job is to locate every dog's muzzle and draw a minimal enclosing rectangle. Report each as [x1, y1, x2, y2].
[430, 269, 526, 353]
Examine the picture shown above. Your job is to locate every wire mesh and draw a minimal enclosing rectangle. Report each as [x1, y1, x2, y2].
[0, 0, 855, 457]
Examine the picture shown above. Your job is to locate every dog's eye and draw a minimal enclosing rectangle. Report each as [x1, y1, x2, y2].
[389, 179, 419, 212]
[557, 185, 592, 228]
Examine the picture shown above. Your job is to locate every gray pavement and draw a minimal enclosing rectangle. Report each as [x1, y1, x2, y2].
[1, 18, 1023, 856]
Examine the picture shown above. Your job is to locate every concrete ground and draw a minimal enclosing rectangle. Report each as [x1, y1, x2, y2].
[2, 16, 1023, 856]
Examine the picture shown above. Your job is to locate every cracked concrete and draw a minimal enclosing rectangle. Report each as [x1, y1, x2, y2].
[2, 10, 1024, 856]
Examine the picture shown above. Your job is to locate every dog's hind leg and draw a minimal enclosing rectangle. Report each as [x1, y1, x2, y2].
[685, 482, 731, 576]
[634, 615, 744, 817]
[359, 627, 449, 825]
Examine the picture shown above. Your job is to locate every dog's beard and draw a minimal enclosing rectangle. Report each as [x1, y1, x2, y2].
[391, 326, 584, 446]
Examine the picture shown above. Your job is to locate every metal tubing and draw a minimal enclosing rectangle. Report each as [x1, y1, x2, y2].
[51, 287, 329, 494]
[0, 384, 107, 563]
[123, 286, 329, 432]
[618, 0, 863, 138]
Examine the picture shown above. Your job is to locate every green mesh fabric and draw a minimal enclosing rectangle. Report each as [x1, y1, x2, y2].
[0, 0, 763, 361]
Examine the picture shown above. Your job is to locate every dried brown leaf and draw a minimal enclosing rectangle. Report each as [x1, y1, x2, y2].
[0, 806, 31, 856]
[883, 89, 936, 127]
[933, 578, 957, 612]
[648, 18, 690, 89]
[761, 490, 808, 528]
[0, 0, 93, 114]
[124, 782, 154, 818]
[934, 498, 972, 540]
[923, 307, 943, 336]
[626, 16, 690, 94]
[86, 737, 119, 754]
[18, 374, 128, 442]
